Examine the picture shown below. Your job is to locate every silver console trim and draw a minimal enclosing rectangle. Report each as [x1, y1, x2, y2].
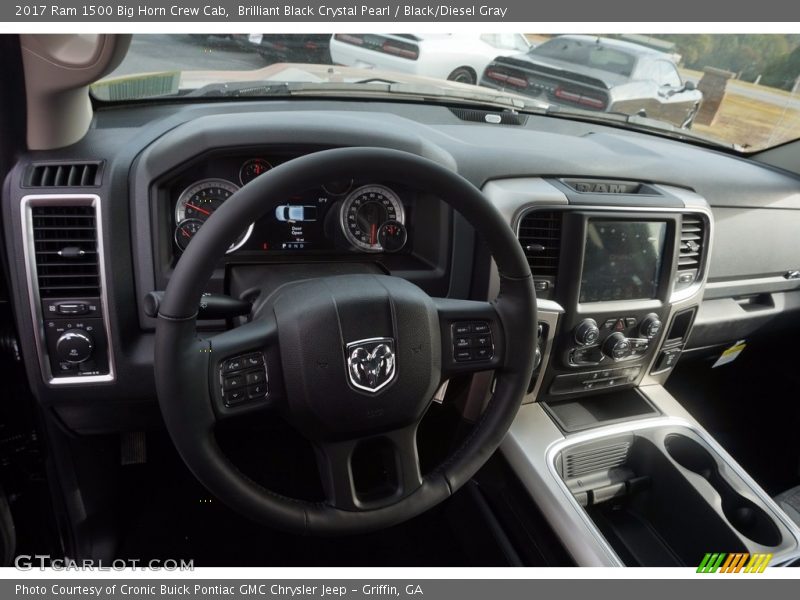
[503, 385, 800, 567]
[20, 194, 116, 385]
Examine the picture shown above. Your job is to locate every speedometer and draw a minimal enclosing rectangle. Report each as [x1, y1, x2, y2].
[174, 179, 253, 253]
[339, 185, 405, 252]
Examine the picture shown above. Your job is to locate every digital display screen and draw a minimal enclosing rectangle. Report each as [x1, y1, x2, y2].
[580, 220, 667, 302]
[250, 192, 335, 252]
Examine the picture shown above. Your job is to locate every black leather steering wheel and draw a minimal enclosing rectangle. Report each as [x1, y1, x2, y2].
[154, 147, 536, 535]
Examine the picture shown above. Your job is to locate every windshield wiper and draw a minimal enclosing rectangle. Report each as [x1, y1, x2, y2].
[183, 79, 549, 113]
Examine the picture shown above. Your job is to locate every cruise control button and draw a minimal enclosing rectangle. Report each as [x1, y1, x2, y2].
[474, 335, 492, 347]
[454, 336, 472, 348]
[246, 370, 265, 385]
[224, 389, 247, 405]
[452, 323, 472, 336]
[454, 349, 473, 362]
[472, 322, 490, 334]
[474, 347, 493, 360]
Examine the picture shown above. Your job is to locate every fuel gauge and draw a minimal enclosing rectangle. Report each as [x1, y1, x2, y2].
[378, 220, 407, 253]
[174, 218, 204, 252]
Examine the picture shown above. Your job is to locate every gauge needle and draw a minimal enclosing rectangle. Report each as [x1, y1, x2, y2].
[181, 229, 191, 238]
[370, 223, 377, 246]
[186, 203, 211, 216]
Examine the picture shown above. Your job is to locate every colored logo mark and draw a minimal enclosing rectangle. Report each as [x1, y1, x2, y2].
[697, 552, 773, 573]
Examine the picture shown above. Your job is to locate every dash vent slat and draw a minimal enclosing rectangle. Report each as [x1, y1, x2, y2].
[517, 210, 562, 298]
[24, 162, 102, 188]
[675, 214, 706, 291]
[31, 205, 100, 298]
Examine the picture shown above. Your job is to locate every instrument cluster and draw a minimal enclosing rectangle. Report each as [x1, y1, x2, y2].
[170, 154, 411, 256]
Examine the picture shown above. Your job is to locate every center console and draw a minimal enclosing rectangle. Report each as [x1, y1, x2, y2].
[483, 177, 800, 567]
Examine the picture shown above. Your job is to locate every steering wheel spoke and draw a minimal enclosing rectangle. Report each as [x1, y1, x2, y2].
[207, 315, 282, 420]
[314, 424, 422, 512]
[434, 297, 506, 379]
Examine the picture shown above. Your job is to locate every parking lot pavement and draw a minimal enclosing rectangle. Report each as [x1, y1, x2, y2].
[107, 34, 266, 77]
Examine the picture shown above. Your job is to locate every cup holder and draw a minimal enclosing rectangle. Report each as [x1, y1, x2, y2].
[664, 434, 782, 547]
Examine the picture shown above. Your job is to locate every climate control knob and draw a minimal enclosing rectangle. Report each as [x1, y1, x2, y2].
[603, 332, 632, 361]
[574, 318, 600, 346]
[639, 313, 662, 339]
[56, 330, 94, 364]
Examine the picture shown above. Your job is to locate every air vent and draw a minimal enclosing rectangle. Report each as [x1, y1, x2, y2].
[517, 210, 562, 298]
[675, 213, 706, 291]
[449, 107, 528, 126]
[31, 205, 100, 298]
[24, 162, 102, 188]
[563, 441, 631, 479]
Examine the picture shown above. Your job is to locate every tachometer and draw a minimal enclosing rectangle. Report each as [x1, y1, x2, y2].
[174, 179, 252, 253]
[340, 185, 405, 252]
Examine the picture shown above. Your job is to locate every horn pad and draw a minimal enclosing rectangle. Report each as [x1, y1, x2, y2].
[271, 274, 441, 441]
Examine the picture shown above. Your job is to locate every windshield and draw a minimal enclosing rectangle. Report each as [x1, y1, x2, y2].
[96, 33, 800, 152]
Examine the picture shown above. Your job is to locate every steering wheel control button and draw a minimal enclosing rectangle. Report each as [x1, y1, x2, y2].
[472, 322, 491, 334]
[243, 353, 264, 368]
[454, 336, 472, 348]
[454, 349, 473, 362]
[224, 389, 247, 405]
[247, 383, 268, 399]
[246, 371, 265, 385]
[474, 347, 494, 360]
[452, 321, 494, 362]
[223, 374, 246, 390]
[222, 357, 244, 373]
[219, 352, 268, 406]
[453, 323, 472, 335]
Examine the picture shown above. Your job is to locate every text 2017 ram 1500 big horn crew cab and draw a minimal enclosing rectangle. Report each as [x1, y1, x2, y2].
[0, 33, 799, 567]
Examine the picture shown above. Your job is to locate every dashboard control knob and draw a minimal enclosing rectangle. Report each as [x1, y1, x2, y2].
[603, 332, 632, 361]
[574, 318, 600, 346]
[533, 346, 543, 371]
[56, 330, 94, 364]
[639, 313, 662, 339]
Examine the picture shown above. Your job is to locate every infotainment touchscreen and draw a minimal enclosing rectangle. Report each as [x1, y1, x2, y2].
[580, 220, 667, 303]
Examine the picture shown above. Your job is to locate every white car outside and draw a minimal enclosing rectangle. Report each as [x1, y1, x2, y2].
[329, 33, 531, 85]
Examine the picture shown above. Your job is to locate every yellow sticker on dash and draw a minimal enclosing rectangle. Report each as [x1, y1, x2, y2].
[712, 340, 746, 368]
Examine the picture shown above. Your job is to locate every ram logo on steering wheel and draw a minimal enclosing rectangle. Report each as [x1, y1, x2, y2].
[346, 338, 396, 393]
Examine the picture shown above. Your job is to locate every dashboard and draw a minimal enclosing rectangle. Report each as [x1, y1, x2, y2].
[3, 99, 800, 433]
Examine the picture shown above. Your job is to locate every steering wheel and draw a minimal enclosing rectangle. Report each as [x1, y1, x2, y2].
[154, 147, 536, 535]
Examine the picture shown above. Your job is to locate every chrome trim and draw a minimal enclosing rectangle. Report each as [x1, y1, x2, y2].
[503, 385, 800, 566]
[344, 336, 397, 393]
[20, 194, 115, 385]
[174, 178, 254, 254]
[511, 200, 714, 306]
[339, 184, 405, 253]
[523, 309, 559, 404]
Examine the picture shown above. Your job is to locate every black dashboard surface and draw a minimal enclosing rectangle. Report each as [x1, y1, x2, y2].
[3, 97, 800, 429]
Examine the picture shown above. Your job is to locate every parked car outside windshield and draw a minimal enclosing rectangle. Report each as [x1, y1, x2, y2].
[96, 33, 800, 151]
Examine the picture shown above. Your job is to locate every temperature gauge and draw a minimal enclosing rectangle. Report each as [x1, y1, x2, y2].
[239, 158, 273, 185]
